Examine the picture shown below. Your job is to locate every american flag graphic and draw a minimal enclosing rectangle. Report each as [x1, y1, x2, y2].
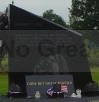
[47, 84, 68, 96]
[47, 87, 54, 96]
[61, 84, 68, 93]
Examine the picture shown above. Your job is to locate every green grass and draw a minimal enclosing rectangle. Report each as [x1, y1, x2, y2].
[0, 73, 8, 95]
[91, 67, 99, 84]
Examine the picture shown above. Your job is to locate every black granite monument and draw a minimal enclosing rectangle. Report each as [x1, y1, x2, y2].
[5, 4, 93, 97]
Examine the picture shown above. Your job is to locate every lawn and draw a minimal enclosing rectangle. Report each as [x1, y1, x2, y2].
[91, 67, 99, 84]
[0, 73, 8, 95]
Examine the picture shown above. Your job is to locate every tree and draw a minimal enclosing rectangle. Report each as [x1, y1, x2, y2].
[0, 40, 7, 72]
[43, 9, 67, 27]
[70, 0, 99, 30]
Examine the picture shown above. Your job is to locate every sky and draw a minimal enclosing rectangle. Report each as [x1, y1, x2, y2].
[0, 0, 72, 23]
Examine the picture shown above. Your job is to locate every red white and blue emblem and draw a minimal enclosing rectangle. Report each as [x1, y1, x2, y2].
[46, 84, 68, 97]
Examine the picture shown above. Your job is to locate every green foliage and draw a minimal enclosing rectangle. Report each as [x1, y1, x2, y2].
[84, 39, 99, 84]
[78, 30, 99, 47]
[43, 9, 67, 27]
[84, 39, 99, 67]
[70, 0, 99, 30]
[1, 54, 8, 71]
[88, 49, 99, 67]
